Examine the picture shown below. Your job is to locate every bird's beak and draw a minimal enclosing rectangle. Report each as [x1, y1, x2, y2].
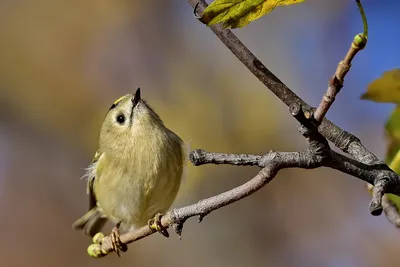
[132, 88, 141, 108]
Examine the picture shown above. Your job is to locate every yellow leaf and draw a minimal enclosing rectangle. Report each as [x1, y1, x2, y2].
[361, 69, 400, 104]
[384, 150, 400, 211]
[362, 71, 400, 213]
[200, 0, 305, 29]
[385, 106, 400, 163]
[366, 107, 400, 212]
[383, 109, 400, 210]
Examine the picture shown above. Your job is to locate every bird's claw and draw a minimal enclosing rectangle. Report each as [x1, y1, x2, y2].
[111, 226, 128, 257]
[148, 213, 169, 237]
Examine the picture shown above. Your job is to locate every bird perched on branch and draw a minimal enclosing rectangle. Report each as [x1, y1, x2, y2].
[72, 88, 186, 257]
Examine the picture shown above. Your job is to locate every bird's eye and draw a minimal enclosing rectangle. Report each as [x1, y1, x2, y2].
[116, 114, 126, 124]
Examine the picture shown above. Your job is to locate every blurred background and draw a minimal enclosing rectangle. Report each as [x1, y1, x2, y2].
[0, 0, 399, 266]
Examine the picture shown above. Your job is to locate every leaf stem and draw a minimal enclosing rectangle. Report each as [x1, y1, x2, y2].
[356, 0, 368, 38]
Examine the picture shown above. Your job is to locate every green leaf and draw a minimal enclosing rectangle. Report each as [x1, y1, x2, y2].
[363, 83, 400, 210]
[384, 107, 400, 210]
[368, 108, 400, 211]
[386, 149, 400, 210]
[385, 106, 400, 163]
[200, 0, 305, 29]
[361, 69, 400, 104]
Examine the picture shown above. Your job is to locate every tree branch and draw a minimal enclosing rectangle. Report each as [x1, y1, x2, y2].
[188, 0, 400, 202]
[90, 148, 322, 257]
[313, 37, 365, 123]
[313, 0, 368, 123]
[188, 0, 400, 229]
[189, 0, 379, 166]
[89, 145, 400, 257]
[189, 149, 265, 167]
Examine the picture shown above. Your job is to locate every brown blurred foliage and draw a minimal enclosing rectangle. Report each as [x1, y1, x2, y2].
[0, 1, 399, 267]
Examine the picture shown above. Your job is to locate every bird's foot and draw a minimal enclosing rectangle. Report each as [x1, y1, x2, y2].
[148, 213, 169, 237]
[111, 226, 128, 257]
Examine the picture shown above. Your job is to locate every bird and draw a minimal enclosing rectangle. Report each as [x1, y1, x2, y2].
[72, 88, 186, 256]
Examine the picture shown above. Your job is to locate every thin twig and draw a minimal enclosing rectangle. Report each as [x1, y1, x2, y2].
[313, 0, 368, 122]
[313, 46, 357, 123]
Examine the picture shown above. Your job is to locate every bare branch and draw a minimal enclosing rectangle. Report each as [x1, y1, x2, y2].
[89, 146, 400, 257]
[187, 0, 379, 166]
[189, 149, 265, 167]
[185, 0, 400, 232]
[92, 149, 321, 256]
[313, 0, 368, 123]
[370, 178, 389, 215]
[313, 40, 364, 123]
[314, 0, 368, 123]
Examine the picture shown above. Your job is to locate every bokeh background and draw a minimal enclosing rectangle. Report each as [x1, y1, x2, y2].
[0, 0, 399, 266]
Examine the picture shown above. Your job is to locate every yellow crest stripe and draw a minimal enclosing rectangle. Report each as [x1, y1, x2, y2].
[109, 95, 128, 110]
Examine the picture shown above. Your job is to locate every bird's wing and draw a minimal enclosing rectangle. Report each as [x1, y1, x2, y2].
[86, 150, 102, 210]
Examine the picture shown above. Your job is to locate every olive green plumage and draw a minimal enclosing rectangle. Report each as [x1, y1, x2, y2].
[73, 88, 186, 236]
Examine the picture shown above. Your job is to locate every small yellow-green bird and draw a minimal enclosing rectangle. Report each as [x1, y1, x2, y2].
[72, 88, 186, 256]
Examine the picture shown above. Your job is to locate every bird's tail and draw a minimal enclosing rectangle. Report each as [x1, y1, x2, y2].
[72, 208, 108, 237]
